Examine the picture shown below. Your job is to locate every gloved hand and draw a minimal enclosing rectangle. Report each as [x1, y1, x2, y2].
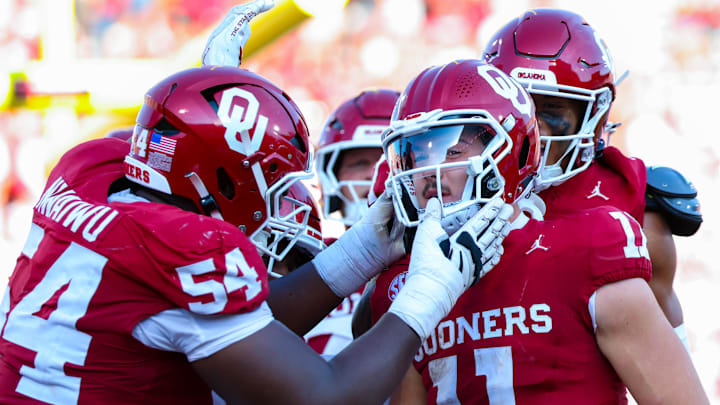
[449, 197, 513, 286]
[201, 0, 275, 67]
[389, 197, 512, 340]
[312, 190, 405, 298]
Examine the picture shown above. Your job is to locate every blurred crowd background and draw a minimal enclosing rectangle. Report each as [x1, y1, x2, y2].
[1, 0, 719, 401]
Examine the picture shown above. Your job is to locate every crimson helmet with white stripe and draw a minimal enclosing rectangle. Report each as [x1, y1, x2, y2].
[124, 66, 313, 263]
[316, 89, 399, 225]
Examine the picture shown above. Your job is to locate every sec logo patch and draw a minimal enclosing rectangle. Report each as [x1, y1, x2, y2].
[387, 272, 407, 302]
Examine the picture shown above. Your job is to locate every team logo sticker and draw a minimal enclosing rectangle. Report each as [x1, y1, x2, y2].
[218, 87, 268, 156]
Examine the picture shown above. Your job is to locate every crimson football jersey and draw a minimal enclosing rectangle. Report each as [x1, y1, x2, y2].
[538, 146, 646, 225]
[0, 138, 270, 404]
[371, 207, 651, 404]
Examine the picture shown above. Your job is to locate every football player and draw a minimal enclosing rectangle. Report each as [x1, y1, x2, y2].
[102, 124, 323, 279]
[0, 63, 514, 403]
[316, 89, 399, 227]
[482, 8, 702, 348]
[365, 59, 707, 403]
[306, 88, 399, 357]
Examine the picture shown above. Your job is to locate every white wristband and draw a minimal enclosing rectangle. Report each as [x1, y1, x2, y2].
[312, 230, 376, 297]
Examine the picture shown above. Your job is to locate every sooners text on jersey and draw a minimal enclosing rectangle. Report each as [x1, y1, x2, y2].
[371, 206, 651, 404]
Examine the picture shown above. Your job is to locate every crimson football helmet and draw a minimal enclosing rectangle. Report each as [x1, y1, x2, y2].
[483, 8, 615, 191]
[124, 66, 313, 267]
[382, 60, 539, 233]
[105, 127, 134, 142]
[316, 89, 399, 226]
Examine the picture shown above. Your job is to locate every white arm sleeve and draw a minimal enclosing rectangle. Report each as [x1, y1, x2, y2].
[132, 302, 274, 362]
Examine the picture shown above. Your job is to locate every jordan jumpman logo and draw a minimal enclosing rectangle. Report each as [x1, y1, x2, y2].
[525, 234, 549, 255]
[587, 181, 609, 200]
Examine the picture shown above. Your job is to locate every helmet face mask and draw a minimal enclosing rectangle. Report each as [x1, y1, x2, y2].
[264, 180, 324, 278]
[317, 143, 383, 225]
[124, 66, 313, 266]
[384, 110, 512, 229]
[382, 61, 540, 234]
[522, 81, 613, 191]
[484, 8, 616, 191]
[316, 89, 399, 226]
[258, 168, 316, 267]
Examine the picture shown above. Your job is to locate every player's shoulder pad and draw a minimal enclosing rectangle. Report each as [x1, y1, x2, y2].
[645, 166, 702, 236]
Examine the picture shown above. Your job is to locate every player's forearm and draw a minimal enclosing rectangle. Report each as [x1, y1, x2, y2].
[321, 313, 421, 405]
[258, 314, 421, 405]
[351, 284, 374, 338]
[266, 261, 343, 334]
[193, 316, 420, 405]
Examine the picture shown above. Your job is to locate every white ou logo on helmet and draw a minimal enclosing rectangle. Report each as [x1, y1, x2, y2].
[218, 87, 268, 156]
[476, 65, 532, 117]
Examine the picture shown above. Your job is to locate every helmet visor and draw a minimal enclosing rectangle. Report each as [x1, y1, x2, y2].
[386, 124, 497, 210]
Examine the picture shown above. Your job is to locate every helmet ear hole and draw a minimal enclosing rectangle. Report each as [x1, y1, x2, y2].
[217, 167, 236, 200]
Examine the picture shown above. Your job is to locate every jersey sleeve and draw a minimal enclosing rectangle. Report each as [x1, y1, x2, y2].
[132, 302, 274, 361]
[585, 206, 652, 291]
[107, 208, 270, 318]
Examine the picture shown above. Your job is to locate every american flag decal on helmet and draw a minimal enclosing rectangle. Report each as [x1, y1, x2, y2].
[148, 133, 177, 155]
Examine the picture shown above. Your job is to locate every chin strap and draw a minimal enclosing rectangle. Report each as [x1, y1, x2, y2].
[536, 138, 583, 192]
[185, 172, 224, 220]
[517, 192, 546, 220]
[511, 193, 546, 231]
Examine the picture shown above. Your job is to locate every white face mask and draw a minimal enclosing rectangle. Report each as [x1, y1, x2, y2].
[438, 203, 481, 236]
[342, 198, 369, 225]
[534, 137, 589, 192]
[535, 161, 566, 192]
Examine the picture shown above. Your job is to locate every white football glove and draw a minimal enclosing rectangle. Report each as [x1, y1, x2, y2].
[201, 0, 275, 67]
[449, 197, 513, 285]
[313, 190, 405, 298]
[389, 197, 513, 340]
